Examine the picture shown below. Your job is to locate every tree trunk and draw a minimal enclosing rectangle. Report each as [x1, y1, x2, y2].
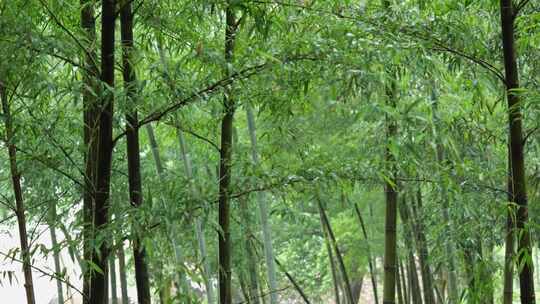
[218, 3, 237, 304]
[146, 124, 165, 174]
[317, 198, 354, 304]
[410, 191, 436, 304]
[59, 254, 77, 304]
[110, 253, 118, 304]
[117, 242, 129, 304]
[274, 258, 311, 304]
[351, 278, 363, 304]
[120, 3, 152, 304]
[245, 103, 279, 304]
[80, 0, 99, 300]
[504, 158, 516, 304]
[65, 262, 76, 304]
[482, 242, 495, 304]
[354, 203, 379, 304]
[406, 256, 422, 304]
[49, 199, 65, 304]
[88, 0, 116, 302]
[382, 81, 398, 304]
[244, 213, 262, 304]
[399, 260, 408, 304]
[323, 208, 341, 304]
[380, 2, 399, 302]
[238, 271, 250, 303]
[462, 244, 476, 299]
[397, 262, 404, 304]
[160, 277, 172, 304]
[195, 219, 214, 303]
[239, 196, 262, 304]
[175, 121, 215, 304]
[0, 82, 36, 304]
[259, 279, 267, 304]
[380, 0, 399, 294]
[399, 199, 422, 304]
[434, 282, 444, 304]
[537, 251, 540, 295]
[499, 1, 535, 302]
[431, 88, 458, 303]
[146, 124, 190, 301]
[382, 153, 398, 304]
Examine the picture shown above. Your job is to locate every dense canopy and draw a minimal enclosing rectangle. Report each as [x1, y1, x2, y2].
[0, 0, 539, 304]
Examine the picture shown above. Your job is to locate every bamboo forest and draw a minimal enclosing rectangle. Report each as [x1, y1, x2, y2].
[1, 0, 540, 303]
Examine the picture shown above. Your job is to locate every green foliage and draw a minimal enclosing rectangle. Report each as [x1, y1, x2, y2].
[0, 0, 539, 302]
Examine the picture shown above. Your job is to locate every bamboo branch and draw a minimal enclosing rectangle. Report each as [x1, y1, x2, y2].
[273, 258, 311, 304]
[163, 120, 220, 152]
[0, 250, 84, 297]
[248, 0, 506, 83]
[523, 126, 540, 146]
[112, 55, 319, 145]
[516, 0, 532, 14]
[37, 0, 99, 71]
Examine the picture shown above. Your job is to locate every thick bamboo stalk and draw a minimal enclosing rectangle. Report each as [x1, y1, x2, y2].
[0, 81, 36, 304]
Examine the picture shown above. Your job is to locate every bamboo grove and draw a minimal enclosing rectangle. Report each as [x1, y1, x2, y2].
[0, 0, 539, 303]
